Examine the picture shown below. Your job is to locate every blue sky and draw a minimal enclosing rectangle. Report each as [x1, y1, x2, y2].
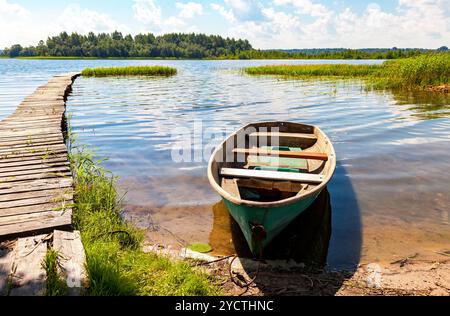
[1, 0, 449, 49]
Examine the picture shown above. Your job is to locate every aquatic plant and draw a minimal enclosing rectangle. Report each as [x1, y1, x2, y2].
[370, 53, 450, 90]
[245, 53, 450, 91]
[81, 66, 177, 77]
[245, 64, 380, 78]
[68, 135, 220, 296]
[187, 242, 213, 253]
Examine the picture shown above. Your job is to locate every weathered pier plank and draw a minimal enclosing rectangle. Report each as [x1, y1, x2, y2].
[9, 235, 48, 296]
[53, 230, 87, 295]
[0, 72, 79, 240]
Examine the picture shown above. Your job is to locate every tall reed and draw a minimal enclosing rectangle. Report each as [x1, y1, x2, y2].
[244, 53, 450, 91]
[81, 66, 177, 77]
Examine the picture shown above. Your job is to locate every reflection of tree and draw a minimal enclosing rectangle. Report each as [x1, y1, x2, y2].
[389, 90, 450, 120]
[209, 189, 332, 267]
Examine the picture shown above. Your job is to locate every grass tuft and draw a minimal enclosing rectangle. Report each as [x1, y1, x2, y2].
[42, 248, 68, 296]
[81, 66, 177, 77]
[244, 53, 450, 91]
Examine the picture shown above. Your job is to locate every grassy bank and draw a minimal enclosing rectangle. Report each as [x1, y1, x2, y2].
[244, 53, 450, 91]
[81, 66, 177, 77]
[68, 140, 220, 296]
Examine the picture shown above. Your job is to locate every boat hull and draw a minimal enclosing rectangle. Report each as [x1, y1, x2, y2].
[223, 191, 321, 255]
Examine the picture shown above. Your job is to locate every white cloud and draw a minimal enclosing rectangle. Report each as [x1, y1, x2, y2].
[274, 0, 331, 17]
[0, 1, 38, 47]
[176, 2, 203, 18]
[133, 0, 162, 25]
[55, 4, 128, 35]
[211, 3, 236, 23]
[0, 0, 28, 17]
[133, 0, 200, 33]
[213, 0, 450, 49]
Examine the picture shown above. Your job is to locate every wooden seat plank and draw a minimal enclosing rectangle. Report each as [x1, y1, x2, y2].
[221, 168, 324, 184]
[249, 131, 317, 140]
[233, 148, 328, 161]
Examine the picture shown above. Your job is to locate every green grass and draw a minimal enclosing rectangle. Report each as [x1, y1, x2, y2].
[68, 137, 220, 296]
[81, 66, 177, 77]
[42, 248, 68, 296]
[244, 53, 450, 91]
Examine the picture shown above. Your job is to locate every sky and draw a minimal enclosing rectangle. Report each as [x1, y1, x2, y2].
[0, 0, 449, 49]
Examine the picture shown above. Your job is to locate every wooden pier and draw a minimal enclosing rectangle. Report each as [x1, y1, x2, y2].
[0, 73, 86, 295]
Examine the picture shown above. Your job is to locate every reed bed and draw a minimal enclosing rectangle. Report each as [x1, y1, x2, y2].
[245, 53, 450, 91]
[245, 64, 380, 78]
[81, 66, 177, 77]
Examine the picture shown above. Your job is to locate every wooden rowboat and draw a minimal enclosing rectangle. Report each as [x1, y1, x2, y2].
[207, 122, 336, 255]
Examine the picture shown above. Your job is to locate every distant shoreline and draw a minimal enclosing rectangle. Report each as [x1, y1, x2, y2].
[0, 56, 386, 61]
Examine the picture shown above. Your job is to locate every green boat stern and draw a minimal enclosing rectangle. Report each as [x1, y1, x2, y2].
[223, 192, 320, 255]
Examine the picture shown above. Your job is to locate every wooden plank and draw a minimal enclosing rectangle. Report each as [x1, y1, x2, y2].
[53, 230, 87, 295]
[0, 161, 69, 174]
[1, 121, 62, 130]
[0, 242, 15, 296]
[249, 132, 317, 140]
[0, 154, 68, 165]
[236, 178, 304, 193]
[0, 178, 73, 194]
[0, 188, 72, 203]
[0, 164, 70, 178]
[0, 166, 70, 178]
[0, 139, 63, 148]
[2, 115, 64, 123]
[233, 148, 329, 161]
[0, 210, 72, 238]
[221, 168, 325, 184]
[0, 144, 67, 155]
[0, 193, 73, 210]
[0, 203, 71, 218]
[221, 178, 241, 199]
[9, 235, 48, 296]
[0, 171, 71, 184]
[0, 148, 68, 161]
[0, 133, 63, 142]
[0, 128, 62, 135]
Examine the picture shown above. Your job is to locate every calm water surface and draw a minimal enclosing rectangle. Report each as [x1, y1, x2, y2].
[1, 59, 449, 269]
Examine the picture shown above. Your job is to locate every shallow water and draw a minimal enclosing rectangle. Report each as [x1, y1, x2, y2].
[1, 59, 449, 269]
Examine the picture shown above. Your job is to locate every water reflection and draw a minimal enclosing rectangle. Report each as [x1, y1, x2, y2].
[389, 90, 450, 120]
[210, 189, 333, 267]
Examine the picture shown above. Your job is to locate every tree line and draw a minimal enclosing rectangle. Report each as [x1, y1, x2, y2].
[1, 32, 252, 59]
[1, 31, 447, 59]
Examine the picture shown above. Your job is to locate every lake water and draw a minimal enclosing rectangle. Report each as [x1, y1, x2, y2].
[1, 59, 449, 270]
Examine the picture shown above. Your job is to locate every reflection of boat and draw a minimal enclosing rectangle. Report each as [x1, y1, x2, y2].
[207, 122, 336, 255]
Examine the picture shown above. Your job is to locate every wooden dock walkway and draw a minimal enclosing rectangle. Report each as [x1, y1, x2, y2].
[0, 73, 80, 239]
[0, 73, 87, 295]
